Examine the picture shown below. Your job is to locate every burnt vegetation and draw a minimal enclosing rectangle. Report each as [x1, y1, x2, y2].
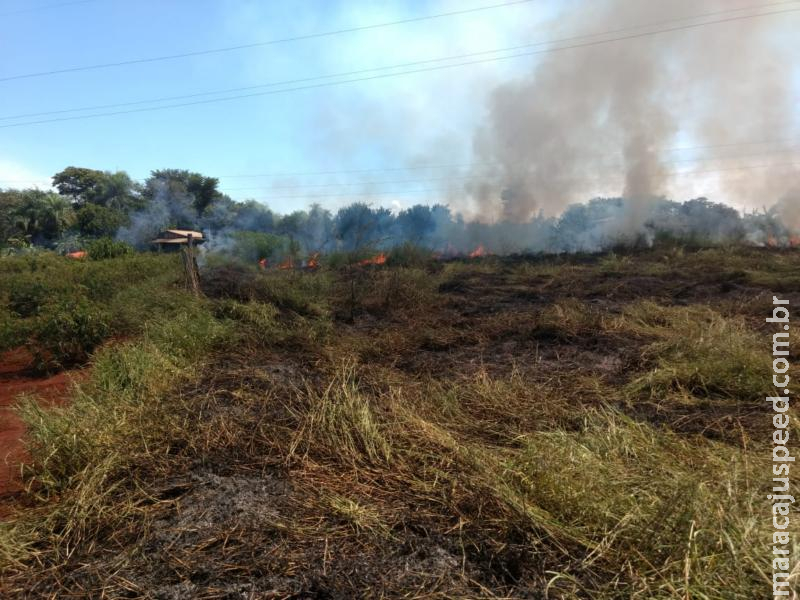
[1, 244, 797, 599]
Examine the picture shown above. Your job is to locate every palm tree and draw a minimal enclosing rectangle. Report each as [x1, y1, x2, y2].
[14, 190, 74, 244]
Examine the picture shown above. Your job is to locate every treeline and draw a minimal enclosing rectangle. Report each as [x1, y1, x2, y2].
[0, 166, 791, 259]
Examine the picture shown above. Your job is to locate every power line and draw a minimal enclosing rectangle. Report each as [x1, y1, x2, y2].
[218, 148, 800, 192]
[3, 160, 799, 200]
[0, 0, 537, 82]
[1, 0, 796, 123]
[1, 140, 799, 187]
[1, 6, 797, 129]
[236, 161, 800, 202]
[215, 143, 800, 184]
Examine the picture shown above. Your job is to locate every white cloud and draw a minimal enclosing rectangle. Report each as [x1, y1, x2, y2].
[0, 159, 52, 190]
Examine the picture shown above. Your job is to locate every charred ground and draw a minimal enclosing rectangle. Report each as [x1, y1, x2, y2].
[1, 246, 798, 598]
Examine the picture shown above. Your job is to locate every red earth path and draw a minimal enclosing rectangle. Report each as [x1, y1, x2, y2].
[0, 348, 85, 503]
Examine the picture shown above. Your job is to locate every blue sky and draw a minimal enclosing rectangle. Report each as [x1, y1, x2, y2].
[0, 0, 556, 214]
[0, 0, 797, 216]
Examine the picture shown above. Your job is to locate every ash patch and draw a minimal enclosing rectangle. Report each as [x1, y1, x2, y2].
[107, 470, 487, 599]
[147, 471, 293, 549]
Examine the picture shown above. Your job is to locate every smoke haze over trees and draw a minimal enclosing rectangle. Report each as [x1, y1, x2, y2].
[0, 164, 797, 260]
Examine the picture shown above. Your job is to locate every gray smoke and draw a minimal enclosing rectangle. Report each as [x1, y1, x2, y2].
[116, 180, 196, 248]
[463, 0, 800, 233]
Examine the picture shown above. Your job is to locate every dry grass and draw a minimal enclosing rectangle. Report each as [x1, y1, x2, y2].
[1, 247, 798, 598]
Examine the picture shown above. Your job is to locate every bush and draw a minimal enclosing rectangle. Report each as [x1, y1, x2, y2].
[86, 237, 134, 260]
[229, 231, 287, 263]
[7, 280, 50, 317]
[386, 243, 435, 269]
[31, 298, 110, 371]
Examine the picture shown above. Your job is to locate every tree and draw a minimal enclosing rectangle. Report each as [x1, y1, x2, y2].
[397, 205, 435, 245]
[146, 169, 223, 216]
[230, 231, 285, 262]
[75, 203, 126, 238]
[52, 167, 107, 205]
[52, 167, 143, 213]
[303, 203, 333, 251]
[232, 200, 276, 233]
[13, 190, 74, 245]
[0, 189, 25, 247]
[334, 203, 390, 251]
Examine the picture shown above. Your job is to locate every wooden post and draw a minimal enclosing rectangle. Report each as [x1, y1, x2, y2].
[182, 234, 201, 296]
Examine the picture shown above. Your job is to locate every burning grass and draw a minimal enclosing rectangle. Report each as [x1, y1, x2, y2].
[1, 246, 798, 598]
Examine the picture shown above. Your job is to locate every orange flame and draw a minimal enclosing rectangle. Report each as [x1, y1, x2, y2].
[767, 236, 778, 248]
[258, 258, 268, 270]
[278, 257, 294, 270]
[66, 250, 86, 260]
[358, 252, 387, 266]
[468, 244, 486, 258]
[307, 253, 320, 269]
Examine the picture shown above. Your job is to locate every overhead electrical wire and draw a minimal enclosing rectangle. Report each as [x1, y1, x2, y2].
[235, 161, 800, 201]
[2, 141, 799, 188]
[216, 147, 800, 191]
[3, 159, 799, 202]
[0, 5, 798, 128]
[0, 0, 537, 82]
[239, 161, 800, 202]
[1, 0, 795, 122]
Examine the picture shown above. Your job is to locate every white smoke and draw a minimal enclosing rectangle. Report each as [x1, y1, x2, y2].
[462, 0, 800, 236]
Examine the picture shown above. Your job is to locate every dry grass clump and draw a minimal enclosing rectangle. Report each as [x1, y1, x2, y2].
[327, 493, 390, 537]
[360, 367, 778, 598]
[533, 299, 605, 341]
[619, 302, 774, 401]
[509, 409, 771, 597]
[288, 361, 392, 466]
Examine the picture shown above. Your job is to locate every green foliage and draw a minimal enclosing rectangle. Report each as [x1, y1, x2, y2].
[12, 190, 74, 245]
[386, 243, 435, 268]
[146, 169, 222, 216]
[213, 299, 280, 342]
[146, 304, 234, 362]
[252, 270, 332, 317]
[52, 167, 108, 204]
[52, 167, 142, 212]
[86, 237, 134, 260]
[7, 280, 50, 317]
[75, 204, 125, 237]
[31, 298, 110, 371]
[229, 231, 286, 262]
[322, 250, 355, 269]
[0, 252, 185, 359]
[622, 302, 772, 400]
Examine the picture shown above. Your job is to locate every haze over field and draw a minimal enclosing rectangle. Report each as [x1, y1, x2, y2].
[1, 0, 798, 222]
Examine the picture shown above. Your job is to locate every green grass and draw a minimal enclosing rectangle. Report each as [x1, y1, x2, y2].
[620, 302, 775, 400]
[0, 246, 797, 598]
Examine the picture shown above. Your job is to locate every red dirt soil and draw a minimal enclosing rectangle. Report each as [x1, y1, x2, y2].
[0, 348, 85, 501]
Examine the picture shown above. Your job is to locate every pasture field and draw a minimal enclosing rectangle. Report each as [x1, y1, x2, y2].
[0, 246, 798, 598]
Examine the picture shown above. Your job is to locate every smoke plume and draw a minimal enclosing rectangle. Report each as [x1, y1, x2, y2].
[464, 0, 800, 232]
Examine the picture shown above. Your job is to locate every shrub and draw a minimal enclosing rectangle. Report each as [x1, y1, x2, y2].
[146, 304, 234, 362]
[386, 243, 435, 269]
[86, 237, 134, 260]
[251, 271, 331, 317]
[31, 298, 110, 371]
[7, 280, 50, 317]
[229, 231, 287, 263]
